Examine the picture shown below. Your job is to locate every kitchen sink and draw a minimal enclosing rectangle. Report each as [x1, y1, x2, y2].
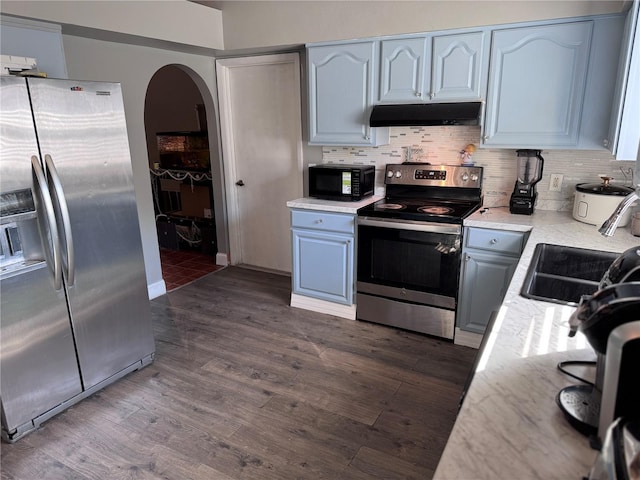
[521, 243, 618, 305]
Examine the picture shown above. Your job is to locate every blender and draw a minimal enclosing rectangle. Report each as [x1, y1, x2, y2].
[509, 149, 544, 215]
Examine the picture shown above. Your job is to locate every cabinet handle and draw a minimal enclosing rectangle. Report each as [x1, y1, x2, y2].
[482, 135, 489, 141]
[416, 92, 422, 97]
[430, 92, 435, 99]
[315, 219, 323, 224]
[490, 238, 498, 245]
[603, 138, 610, 147]
[465, 254, 471, 262]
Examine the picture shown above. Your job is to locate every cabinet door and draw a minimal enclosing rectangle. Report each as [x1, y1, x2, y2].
[431, 31, 488, 101]
[483, 21, 593, 147]
[379, 37, 429, 103]
[292, 228, 354, 305]
[308, 42, 387, 146]
[606, 3, 640, 160]
[457, 250, 518, 334]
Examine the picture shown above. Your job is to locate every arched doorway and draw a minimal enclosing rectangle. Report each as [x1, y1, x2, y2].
[144, 65, 223, 291]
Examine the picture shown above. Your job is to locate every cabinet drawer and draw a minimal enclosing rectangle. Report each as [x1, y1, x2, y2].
[291, 210, 355, 234]
[465, 228, 524, 255]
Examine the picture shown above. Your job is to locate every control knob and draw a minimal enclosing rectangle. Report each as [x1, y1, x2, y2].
[387, 170, 394, 178]
[461, 173, 469, 181]
[395, 171, 402, 178]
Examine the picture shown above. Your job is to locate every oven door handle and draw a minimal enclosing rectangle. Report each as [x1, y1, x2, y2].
[358, 216, 461, 235]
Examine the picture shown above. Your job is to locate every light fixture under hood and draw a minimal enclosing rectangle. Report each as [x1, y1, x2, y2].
[369, 102, 482, 127]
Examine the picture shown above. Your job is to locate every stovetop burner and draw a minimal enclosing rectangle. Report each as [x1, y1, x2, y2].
[418, 205, 455, 215]
[376, 203, 405, 210]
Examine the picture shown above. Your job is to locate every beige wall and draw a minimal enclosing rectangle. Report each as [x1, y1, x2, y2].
[215, 0, 625, 50]
[1, 1, 224, 50]
[61, 34, 222, 296]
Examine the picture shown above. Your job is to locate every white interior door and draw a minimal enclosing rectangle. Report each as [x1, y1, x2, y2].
[216, 53, 303, 273]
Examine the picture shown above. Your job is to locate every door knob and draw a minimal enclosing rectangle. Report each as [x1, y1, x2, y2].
[236, 180, 245, 186]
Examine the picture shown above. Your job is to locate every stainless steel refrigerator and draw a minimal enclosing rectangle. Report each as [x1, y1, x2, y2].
[0, 76, 155, 442]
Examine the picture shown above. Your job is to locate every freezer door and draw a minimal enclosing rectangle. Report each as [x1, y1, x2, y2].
[0, 77, 83, 435]
[0, 267, 83, 435]
[27, 78, 155, 389]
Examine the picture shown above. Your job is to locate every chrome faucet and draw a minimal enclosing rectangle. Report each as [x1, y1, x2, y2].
[599, 187, 640, 236]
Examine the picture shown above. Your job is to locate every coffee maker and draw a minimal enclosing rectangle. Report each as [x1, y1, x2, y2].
[588, 417, 640, 480]
[509, 149, 544, 215]
[557, 281, 640, 443]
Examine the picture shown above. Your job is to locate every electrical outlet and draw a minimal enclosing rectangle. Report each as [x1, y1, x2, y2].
[549, 174, 563, 192]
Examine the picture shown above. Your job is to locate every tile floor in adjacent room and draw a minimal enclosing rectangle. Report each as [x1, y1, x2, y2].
[159, 248, 223, 291]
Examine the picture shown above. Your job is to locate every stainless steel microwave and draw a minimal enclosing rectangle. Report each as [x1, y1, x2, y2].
[308, 164, 375, 201]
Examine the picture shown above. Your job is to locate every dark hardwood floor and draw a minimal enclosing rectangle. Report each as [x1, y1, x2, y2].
[1, 267, 477, 480]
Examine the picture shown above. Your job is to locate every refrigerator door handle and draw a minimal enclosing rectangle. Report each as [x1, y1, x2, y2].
[31, 155, 63, 291]
[44, 154, 75, 286]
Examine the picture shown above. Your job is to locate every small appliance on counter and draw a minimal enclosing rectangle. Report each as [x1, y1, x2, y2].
[556, 248, 640, 444]
[308, 163, 375, 201]
[573, 177, 636, 227]
[510, 149, 544, 215]
[588, 417, 640, 480]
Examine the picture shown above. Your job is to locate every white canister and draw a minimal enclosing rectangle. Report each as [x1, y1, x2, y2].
[572, 180, 635, 227]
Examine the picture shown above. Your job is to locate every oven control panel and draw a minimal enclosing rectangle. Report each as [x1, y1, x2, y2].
[415, 170, 447, 180]
[384, 164, 483, 188]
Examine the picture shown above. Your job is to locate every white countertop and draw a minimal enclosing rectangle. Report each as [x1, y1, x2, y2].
[286, 195, 383, 214]
[434, 208, 639, 480]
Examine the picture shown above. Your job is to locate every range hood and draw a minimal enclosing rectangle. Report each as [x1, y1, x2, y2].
[369, 102, 482, 127]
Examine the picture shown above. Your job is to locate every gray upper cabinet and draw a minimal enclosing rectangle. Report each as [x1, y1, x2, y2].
[483, 21, 593, 148]
[308, 41, 389, 146]
[0, 16, 68, 79]
[431, 31, 489, 101]
[606, 2, 640, 160]
[307, 13, 625, 149]
[378, 31, 488, 103]
[379, 37, 430, 102]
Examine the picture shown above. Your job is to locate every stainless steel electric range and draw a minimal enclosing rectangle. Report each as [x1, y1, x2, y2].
[357, 163, 483, 339]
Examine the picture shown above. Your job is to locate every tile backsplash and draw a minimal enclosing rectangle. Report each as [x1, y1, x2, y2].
[322, 126, 636, 211]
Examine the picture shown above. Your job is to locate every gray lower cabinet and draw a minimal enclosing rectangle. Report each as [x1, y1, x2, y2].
[291, 209, 355, 305]
[457, 227, 527, 334]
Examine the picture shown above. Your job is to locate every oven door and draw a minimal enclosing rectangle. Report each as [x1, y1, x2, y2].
[357, 217, 462, 337]
[357, 216, 462, 304]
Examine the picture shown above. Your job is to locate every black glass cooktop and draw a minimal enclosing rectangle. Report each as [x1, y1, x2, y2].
[358, 197, 482, 223]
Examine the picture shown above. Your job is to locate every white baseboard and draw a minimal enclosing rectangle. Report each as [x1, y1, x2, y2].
[290, 293, 356, 320]
[147, 279, 167, 300]
[454, 327, 483, 349]
[216, 252, 229, 266]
